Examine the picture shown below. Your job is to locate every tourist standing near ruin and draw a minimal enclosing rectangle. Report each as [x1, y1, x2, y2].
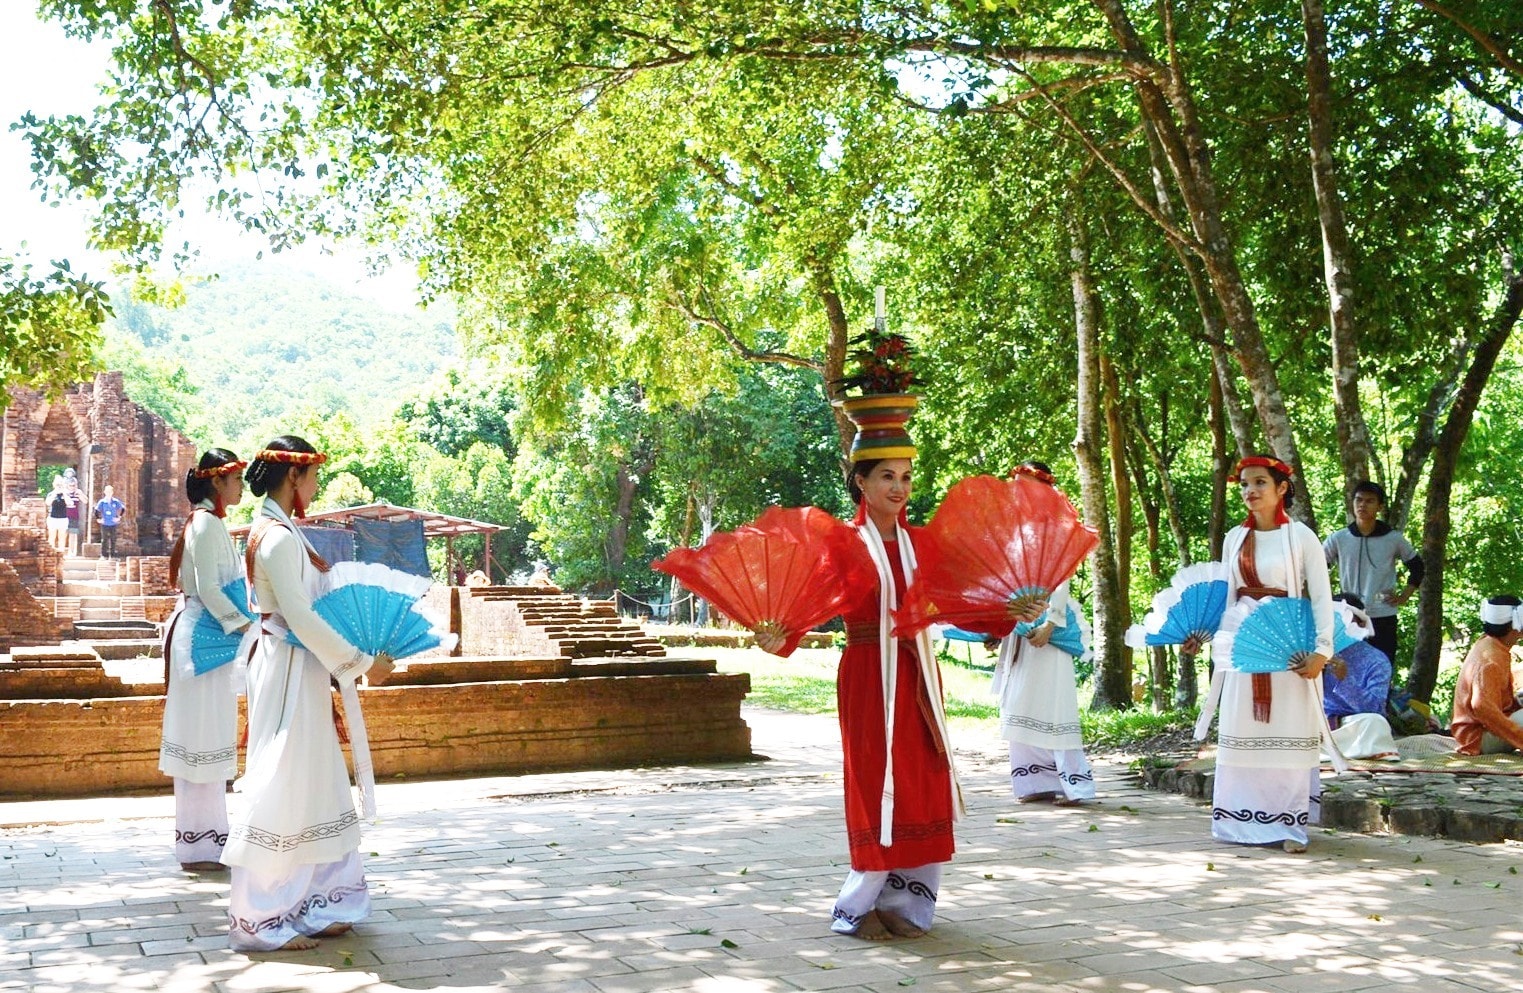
[224, 436, 393, 952]
[62, 469, 81, 555]
[94, 484, 126, 559]
[44, 476, 69, 552]
[160, 449, 250, 872]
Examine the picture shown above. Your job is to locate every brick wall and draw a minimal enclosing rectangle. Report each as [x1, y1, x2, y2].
[0, 528, 60, 598]
[0, 561, 70, 654]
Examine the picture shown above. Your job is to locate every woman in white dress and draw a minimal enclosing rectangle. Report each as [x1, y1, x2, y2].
[159, 449, 249, 871]
[224, 436, 394, 952]
[993, 462, 1096, 805]
[1211, 455, 1333, 853]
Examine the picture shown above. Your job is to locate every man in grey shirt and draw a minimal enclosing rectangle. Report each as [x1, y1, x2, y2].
[1323, 481, 1424, 669]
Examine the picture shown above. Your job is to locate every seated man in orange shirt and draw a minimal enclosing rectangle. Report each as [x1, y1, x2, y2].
[1451, 596, 1523, 755]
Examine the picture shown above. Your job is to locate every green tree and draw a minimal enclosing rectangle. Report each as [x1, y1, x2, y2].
[1, 253, 108, 408]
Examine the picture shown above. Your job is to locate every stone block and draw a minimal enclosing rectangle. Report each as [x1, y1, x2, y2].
[1319, 793, 1388, 835]
[1443, 807, 1514, 844]
[1386, 804, 1447, 837]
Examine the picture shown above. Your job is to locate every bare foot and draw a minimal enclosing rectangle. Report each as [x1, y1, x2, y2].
[180, 861, 228, 872]
[316, 923, 353, 937]
[279, 935, 319, 951]
[1017, 791, 1057, 804]
[1282, 839, 1308, 854]
[845, 910, 894, 940]
[878, 910, 928, 938]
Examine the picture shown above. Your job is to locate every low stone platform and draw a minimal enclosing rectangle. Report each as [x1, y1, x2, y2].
[1136, 745, 1523, 843]
[0, 653, 750, 798]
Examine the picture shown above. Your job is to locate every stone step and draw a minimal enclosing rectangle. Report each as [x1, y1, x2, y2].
[58, 580, 143, 597]
[88, 639, 162, 661]
[79, 608, 120, 621]
[72, 620, 159, 640]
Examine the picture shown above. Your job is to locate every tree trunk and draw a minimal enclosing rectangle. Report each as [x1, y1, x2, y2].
[1389, 329, 1470, 532]
[1093, 0, 1314, 529]
[1303, 0, 1374, 490]
[1207, 361, 1230, 560]
[1408, 258, 1523, 700]
[1066, 204, 1131, 711]
[808, 255, 857, 460]
[1101, 354, 1133, 672]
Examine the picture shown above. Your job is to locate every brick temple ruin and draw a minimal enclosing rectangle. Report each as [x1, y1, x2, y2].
[0, 373, 752, 797]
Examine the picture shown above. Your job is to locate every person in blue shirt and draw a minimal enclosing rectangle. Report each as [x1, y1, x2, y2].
[95, 484, 127, 558]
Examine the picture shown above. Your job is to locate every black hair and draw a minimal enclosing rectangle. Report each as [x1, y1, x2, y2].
[185, 448, 242, 505]
[245, 435, 319, 497]
[1483, 595, 1521, 639]
[1243, 453, 1296, 510]
[847, 458, 884, 505]
[1352, 480, 1387, 505]
[1331, 592, 1366, 611]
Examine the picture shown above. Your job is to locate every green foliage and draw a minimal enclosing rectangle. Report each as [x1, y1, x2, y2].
[1, 253, 108, 407]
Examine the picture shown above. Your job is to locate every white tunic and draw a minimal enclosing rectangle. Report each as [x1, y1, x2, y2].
[1216, 522, 1334, 770]
[159, 501, 247, 783]
[994, 581, 1084, 751]
[223, 498, 374, 875]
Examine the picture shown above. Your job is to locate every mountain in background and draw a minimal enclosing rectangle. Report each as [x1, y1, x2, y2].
[105, 261, 459, 450]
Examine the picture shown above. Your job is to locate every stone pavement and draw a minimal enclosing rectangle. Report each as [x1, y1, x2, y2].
[1, 708, 1521, 993]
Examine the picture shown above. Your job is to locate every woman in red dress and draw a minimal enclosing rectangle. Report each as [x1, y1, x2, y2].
[751, 400, 964, 939]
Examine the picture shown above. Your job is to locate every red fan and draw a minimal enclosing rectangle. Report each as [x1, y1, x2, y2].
[895, 474, 1099, 638]
[653, 506, 869, 656]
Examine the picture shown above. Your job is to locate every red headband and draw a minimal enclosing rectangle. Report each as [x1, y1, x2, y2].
[192, 460, 247, 479]
[253, 449, 327, 466]
[1229, 456, 1292, 482]
[1012, 464, 1056, 486]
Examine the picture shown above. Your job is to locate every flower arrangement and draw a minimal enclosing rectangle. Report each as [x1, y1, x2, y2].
[832, 327, 918, 397]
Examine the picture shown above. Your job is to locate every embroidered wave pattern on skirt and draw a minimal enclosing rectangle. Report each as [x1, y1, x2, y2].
[176, 827, 229, 847]
[1011, 761, 1056, 780]
[1001, 713, 1081, 737]
[1211, 807, 1310, 826]
[229, 810, 361, 854]
[228, 880, 369, 940]
[160, 741, 237, 767]
[884, 870, 937, 902]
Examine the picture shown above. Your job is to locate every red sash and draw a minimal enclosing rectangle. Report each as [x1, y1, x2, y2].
[1237, 530, 1287, 723]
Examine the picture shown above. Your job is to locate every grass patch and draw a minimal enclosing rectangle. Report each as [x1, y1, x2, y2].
[708, 643, 1191, 748]
[709, 645, 997, 722]
[1079, 706, 1199, 750]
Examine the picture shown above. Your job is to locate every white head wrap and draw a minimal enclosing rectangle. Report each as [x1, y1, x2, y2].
[1480, 598, 1515, 626]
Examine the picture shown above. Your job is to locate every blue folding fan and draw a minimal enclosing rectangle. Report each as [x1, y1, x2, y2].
[285, 561, 455, 659]
[1012, 603, 1091, 660]
[1215, 596, 1318, 673]
[189, 577, 258, 675]
[1124, 561, 1229, 650]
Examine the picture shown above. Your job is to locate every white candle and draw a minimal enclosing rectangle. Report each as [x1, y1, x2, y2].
[874, 285, 886, 323]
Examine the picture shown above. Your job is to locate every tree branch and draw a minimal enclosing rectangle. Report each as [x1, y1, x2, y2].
[668, 287, 821, 373]
[1410, 0, 1523, 78]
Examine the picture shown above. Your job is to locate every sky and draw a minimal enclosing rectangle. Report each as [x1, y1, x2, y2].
[0, 2, 425, 312]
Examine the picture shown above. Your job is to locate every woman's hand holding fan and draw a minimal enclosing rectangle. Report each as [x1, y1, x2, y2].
[1215, 596, 1325, 678]
[1123, 562, 1230, 655]
[286, 561, 456, 661]
[653, 507, 869, 657]
[894, 475, 1098, 638]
